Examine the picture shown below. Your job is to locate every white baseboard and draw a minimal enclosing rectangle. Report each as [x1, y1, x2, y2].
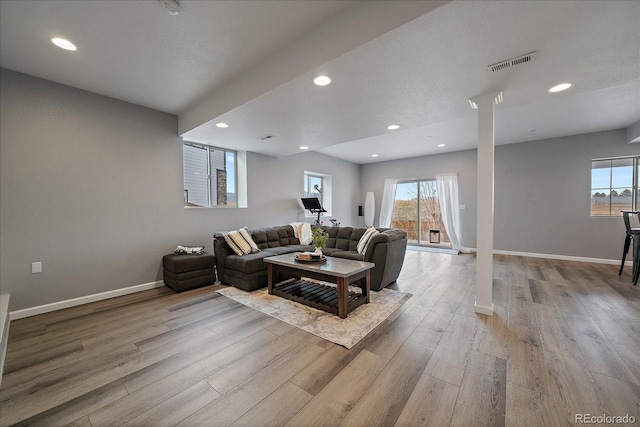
[491, 249, 627, 266]
[9, 280, 164, 320]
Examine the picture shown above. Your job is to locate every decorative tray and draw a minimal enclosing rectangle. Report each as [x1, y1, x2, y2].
[294, 255, 327, 263]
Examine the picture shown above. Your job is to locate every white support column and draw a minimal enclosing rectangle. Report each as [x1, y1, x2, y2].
[469, 92, 502, 316]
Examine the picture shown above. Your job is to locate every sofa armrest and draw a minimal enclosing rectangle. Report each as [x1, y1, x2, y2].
[364, 229, 407, 290]
[213, 233, 232, 282]
[364, 229, 406, 258]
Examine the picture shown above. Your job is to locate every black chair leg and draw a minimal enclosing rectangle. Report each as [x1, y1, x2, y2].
[633, 235, 640, 286]
[619, 235, 631, 275]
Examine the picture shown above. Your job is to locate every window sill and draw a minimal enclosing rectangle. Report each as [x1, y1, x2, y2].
[184, 205, 244, 209]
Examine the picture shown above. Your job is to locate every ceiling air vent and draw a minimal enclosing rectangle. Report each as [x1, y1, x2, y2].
[487, 51, 536, 73]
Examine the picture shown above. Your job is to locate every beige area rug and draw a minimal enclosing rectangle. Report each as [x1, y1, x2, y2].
[217, 285, 412, 349]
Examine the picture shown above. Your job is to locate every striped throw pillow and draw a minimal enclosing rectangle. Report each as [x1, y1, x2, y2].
[223, 230, 251, 256]
[239, 227, 260, 253]
[357, 226, 380, 255]
[223, 227, 260, 256]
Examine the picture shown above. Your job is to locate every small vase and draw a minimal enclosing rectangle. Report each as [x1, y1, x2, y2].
[314, 247, 323, 257]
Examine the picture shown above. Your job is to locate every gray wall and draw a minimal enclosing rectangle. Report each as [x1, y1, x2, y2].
[495, 129, 634, 260]
[361, 128, 637, 260]
[0, 69, 360, 311]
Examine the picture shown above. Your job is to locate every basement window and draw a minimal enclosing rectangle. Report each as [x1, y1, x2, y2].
[183, 142, 237, 208]
[304, 171, 332, 218]
[591, 156, 639, 216]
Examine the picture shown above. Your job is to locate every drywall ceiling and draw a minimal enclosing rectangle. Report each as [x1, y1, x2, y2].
[0, 0, 355, 114]
[1, 1, 639, 165]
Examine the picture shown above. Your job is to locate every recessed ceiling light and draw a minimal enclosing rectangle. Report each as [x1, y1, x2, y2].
[313, 76, 331, 86]
[300, 146, 310, 150]
[51, 37, 77, 51]
[215, 122, 229, 128]
[387, 124, 400, 130]
[371, 154, 379, 158]
[437, 144, 446, 147]
[549, 83, 572, 93]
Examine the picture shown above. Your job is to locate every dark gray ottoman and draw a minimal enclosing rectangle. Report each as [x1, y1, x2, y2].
[163, 253, 216, 292]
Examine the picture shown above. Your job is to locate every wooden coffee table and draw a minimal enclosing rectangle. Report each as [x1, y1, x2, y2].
[264, 253, 374, 319]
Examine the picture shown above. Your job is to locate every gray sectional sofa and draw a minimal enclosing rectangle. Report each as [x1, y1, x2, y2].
[213, 225, 407, 292]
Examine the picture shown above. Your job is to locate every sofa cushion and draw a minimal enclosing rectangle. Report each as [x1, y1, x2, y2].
[262, 245, 313, 255]
[276, 226, 298, 245]
[265, 245, 315, 255]
[223, 269, 267, 292]
[324, 226, 355, 250]
[250, 229, 270, 249]
[225, 251, 273, 274]
[290, 244, 316, 252]
[251, 226, 299, 249]
[330, 251, 365, 261]
[318, 247, 344, 256]
[347, 228, 367, 251]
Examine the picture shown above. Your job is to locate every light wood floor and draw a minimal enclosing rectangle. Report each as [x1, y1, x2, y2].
[1, 251, 639, 426]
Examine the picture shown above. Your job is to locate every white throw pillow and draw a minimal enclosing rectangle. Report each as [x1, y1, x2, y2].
[357, 226, 380, 255]
[239, 226, 260, 253]
[224, 227, 261, 256]
[223, 230, 250, 256]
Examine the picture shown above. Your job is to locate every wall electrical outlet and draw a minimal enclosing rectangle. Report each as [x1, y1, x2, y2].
[31, 262, 42, 274]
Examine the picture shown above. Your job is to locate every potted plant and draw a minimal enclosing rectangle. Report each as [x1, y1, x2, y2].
[311, 227, 329, 255]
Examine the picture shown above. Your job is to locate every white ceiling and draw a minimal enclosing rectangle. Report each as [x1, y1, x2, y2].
[1, 0, 639, 164]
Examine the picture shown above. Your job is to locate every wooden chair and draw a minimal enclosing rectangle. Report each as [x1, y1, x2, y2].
[619, 210, 640, 285]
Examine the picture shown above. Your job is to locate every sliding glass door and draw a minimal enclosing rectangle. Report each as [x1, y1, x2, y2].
[391, 180, 450, 247]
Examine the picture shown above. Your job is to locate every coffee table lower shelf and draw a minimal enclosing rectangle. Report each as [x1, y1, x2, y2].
[272, 278, 367, 316]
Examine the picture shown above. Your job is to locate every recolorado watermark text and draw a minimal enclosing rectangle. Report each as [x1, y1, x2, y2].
[575, 414, 636, 424]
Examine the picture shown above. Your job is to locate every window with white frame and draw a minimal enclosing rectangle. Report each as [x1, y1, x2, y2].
[304, 173, 323, 205]
[303, 172, 332, 217]
[183, 142, 237, 207]
[591, 156, 639, 216]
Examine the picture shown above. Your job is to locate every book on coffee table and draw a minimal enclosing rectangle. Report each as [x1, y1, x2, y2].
[296, 252, 323, 261]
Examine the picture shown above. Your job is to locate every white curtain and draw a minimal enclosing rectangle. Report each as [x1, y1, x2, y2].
[436, 173, 474, 253]
[379, 178, 398, 228]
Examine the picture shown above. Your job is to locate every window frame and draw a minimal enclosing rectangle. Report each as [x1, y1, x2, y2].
[303, 171, 332, 218]
[304, 173, 324, 206]
[183, 141, 238, 208]
[590, 155, 639, 217]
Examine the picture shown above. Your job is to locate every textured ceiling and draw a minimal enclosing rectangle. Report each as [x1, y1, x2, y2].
[1, 0, 639, 164]
[185, 0, 640, 163]
[0, 0, 354, 114]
